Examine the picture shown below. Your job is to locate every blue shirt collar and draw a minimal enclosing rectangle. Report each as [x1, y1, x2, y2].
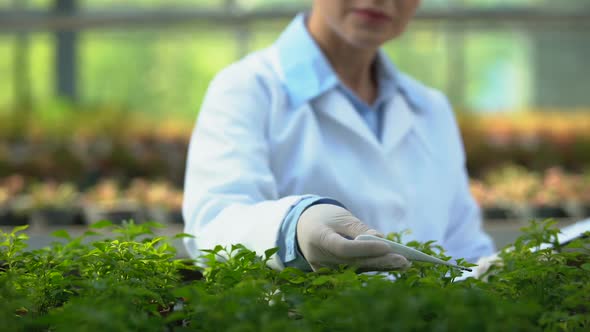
[275, 13, 424, 113]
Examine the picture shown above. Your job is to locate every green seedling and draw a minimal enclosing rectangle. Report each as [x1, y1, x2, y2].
[0, 219, 588, 331]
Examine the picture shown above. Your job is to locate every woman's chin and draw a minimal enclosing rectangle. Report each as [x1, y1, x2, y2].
[343, 27, 403, 49]
[346, 34, 388, 50]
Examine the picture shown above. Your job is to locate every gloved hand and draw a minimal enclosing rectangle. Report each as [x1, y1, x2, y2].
[472, 253, 502, 281]
[297, 204, 410, 272]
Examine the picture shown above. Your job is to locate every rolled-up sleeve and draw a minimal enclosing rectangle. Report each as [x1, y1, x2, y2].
[279, 196, 345, 271]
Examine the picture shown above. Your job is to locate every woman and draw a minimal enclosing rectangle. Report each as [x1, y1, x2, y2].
[183, 0, 495, 271]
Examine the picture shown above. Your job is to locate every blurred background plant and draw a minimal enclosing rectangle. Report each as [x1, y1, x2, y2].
[0, 0, 589, 227]
[30, 181, 78, 210]
[470, 166, 590, 221]
[28, 181, 82, 225]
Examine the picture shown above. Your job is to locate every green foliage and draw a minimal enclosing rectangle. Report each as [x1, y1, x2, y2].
[479, 220, 590, 331]
[1, 219, 589, 331]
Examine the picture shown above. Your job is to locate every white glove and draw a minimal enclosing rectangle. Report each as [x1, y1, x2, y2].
[296, 204, 410, 272]
[472, 253, 502, 280]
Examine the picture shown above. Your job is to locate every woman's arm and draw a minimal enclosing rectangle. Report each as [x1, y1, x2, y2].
[182, 62, 307, 270]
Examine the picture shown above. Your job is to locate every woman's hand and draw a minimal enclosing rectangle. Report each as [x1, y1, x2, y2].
[297, 204, 410, 272]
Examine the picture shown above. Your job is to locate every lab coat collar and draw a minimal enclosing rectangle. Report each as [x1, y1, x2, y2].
[313, 87, 417, 153]
[275, 13, 339, 110]
[396, 71, 429, 115]
[275, 13, 420, 113]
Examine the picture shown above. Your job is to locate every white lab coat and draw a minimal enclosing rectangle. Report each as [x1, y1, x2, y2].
[183, 46, 495, 270]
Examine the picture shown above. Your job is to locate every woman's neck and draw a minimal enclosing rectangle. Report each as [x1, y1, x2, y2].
[307, 14, 379, 105]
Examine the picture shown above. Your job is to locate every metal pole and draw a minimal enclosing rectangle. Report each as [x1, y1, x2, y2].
[446, 2, 467, 110]
[446, 23, 466, 110]
[13, 0, 32, 111]
[55, 0, 77, 102]
[1, 9, 590, 32]
[235, 23, 251, 58]
[225, 0, 251, 59]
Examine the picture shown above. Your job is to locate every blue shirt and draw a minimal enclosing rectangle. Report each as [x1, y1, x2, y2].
[276, 14, 400, 270]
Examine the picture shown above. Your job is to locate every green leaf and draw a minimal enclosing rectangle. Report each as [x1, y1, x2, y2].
[90, 220, 113, 229]
[51, 230, 71, 240]
[83, 231, 101, 237]
[164, 311, 189, 324]
[158, 243, 174, 254]
[11, 225, 29, 234]
[173, 233, 195, 239]
[92, 242, 108, 252]
[581, 263, 590, 271]
[172, 286, 194, 299]
[264, 247, 279, 260]
[284, 275, 306, 284]
[311, 276, 332, 286]
[148, 237, 163, 247]
[142, 221, 165, 229]
[16, 233, 29, 241]
[281, 267, 305, 276]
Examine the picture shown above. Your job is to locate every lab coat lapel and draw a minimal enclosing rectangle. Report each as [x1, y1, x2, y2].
[381, 93, 416, 153]
[312, 89, 381, 150]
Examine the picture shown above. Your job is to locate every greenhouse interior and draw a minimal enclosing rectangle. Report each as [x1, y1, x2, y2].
[1, 0, 590, 331]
